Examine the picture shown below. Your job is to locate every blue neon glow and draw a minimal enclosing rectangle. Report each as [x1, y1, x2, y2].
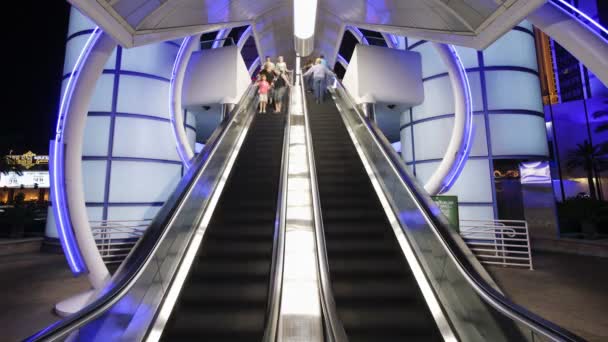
[439, 45, 474, 193]
[170, 35, 194, 168]
[212, 28, 228, 49]
[552, 0, 608, 36]
[52, 27, 104, 274]
[248, 56, 261, 76]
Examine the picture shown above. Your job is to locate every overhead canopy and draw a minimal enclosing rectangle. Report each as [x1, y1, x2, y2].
[68, 0, 545, 60]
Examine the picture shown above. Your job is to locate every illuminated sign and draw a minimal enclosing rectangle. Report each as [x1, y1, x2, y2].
[6, 151, 49, 169]
[0, 171, 50, 188]
[519, 161, 551, 184]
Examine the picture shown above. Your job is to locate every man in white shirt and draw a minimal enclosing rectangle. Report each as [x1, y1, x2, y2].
[303, 58, 334, 104]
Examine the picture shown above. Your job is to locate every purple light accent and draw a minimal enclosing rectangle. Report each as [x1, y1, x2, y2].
[248, 56, 261, 76]
[212, 28, 229, 49]
[336, 54, 349, 68]
[552, 0, 608, 35]
[170, 35, 194, 168]
[349, 27, 369, 45]
[438, 46, 474, 193]
[103, 46, 122, 221]
[52, 27, 104, 274]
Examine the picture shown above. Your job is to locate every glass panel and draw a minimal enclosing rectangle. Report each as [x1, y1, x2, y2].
[116, 76, 171, 119]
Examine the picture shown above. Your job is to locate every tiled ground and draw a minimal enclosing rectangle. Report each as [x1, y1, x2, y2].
[0, 252, 89, 341]
[487, 252, 608, 342]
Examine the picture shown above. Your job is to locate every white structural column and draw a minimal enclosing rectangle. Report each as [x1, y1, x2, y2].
[424, 43, 473, 195]
[59, 30, 116, 288]
[528, 2, 608, 86]
[170, 34, 202, 166]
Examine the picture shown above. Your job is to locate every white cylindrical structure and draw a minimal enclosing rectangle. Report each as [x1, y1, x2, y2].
[401, 22, 548, 221]
[49, 9, 196, 287]
[528, 2, 608, 87]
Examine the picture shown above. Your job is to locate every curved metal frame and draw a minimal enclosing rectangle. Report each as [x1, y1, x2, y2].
[51, 28, 115, 287]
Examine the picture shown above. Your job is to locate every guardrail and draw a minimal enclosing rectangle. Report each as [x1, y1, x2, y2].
[460, 219, 533, 270]
[90, 220, 151, 265]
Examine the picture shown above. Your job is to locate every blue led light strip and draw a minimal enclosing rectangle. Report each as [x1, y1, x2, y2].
[51, 27, 104, 274]
[552, 0, 608, 36]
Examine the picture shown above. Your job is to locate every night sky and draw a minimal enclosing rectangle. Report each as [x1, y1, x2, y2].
[2, 2, 70, 156]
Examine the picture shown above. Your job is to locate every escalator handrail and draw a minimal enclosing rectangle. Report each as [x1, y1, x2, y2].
[331, 80, 583, 342]
[262, 89, 291, 342]
[301, 74, 349, 342]
[26, 84, 259, 342]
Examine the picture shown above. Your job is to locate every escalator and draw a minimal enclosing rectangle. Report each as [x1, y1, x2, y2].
[307, 95, 443, 341]
[160, 112, 285, 341]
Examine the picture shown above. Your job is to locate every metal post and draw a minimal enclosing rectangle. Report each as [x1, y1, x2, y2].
[221, 103, 236, 121]
[360, 102, 376, 122]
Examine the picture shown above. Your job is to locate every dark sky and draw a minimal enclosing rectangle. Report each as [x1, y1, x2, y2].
[1, 2, 70, 156]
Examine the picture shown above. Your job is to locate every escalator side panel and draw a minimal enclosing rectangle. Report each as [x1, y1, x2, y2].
[160, 113, 285, 341]
[307, 96, 443, 341]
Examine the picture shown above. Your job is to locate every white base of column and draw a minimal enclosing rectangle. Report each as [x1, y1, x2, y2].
[54, 289, 96, 317]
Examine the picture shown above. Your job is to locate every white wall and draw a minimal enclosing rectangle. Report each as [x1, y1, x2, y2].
[182, 45, 250, 106]
[343, 45, 424, 106]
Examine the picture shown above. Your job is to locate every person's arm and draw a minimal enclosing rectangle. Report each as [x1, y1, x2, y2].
[303, 66, 313, 77]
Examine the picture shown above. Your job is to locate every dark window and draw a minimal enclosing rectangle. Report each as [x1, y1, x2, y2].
[338, 30, 359, 62]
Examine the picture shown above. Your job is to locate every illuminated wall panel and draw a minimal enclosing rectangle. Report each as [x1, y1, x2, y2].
[82, 116, 110, 156]
[489, 114, 549, 157]
[108, 162, 182, 203]
[117, 76, 171, 118]
[485, 71, 543, 112]
[112, 117, 181, 161]
[483, 30, 538, 71]
[82, 160, 107, 203]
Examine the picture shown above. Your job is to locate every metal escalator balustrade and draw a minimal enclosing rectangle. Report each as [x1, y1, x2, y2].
[323, 80, 583, 342]
[158, 107, 286, 341]
[25, 84, 281, 341]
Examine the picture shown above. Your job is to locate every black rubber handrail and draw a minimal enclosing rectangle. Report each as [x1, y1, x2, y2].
[25, 84, 258, 342]
[331, 81, 584, 342]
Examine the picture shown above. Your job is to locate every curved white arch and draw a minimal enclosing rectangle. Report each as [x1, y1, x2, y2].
[52, 28, 115, 288]
[170, 34, 202, 167]
[424, 43, 474, 195]
[345, 26, 369, 45]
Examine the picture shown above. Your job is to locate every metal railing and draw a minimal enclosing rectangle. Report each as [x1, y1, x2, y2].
[460, 219, 533, 270]
[91, 220, 151, 265]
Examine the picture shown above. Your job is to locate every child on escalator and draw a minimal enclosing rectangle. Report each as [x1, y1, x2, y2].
[256, 74, 270, 113]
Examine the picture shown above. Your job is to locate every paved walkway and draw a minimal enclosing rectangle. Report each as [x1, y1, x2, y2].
[0, 252, 89, 341]
[487, 252, 608, 342]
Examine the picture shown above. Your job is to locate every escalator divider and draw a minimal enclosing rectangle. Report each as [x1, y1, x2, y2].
[262, 89, 291, 342]
[300, 74, 349, 342]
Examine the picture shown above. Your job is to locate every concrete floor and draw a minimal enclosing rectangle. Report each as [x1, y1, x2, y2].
[0, 252, 89, 341]
[0, 250, 606, 341]
[487, 252, 608, 342]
